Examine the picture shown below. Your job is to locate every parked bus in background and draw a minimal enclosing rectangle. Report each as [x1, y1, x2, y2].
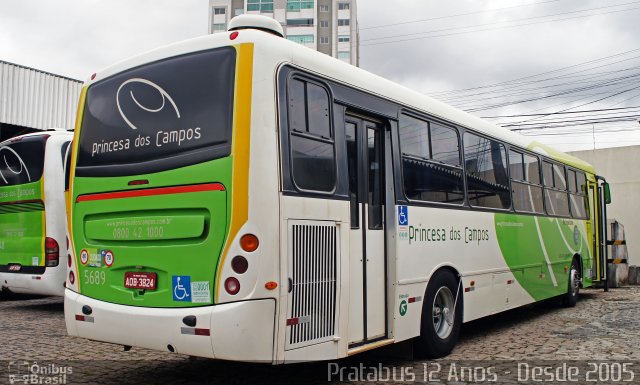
[0, 131, 73, 296]
[65, 15, 610, 362]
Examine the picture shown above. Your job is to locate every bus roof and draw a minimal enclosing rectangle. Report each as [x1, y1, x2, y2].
[85, 29, 595, 174]
[0, 130, 72, 144]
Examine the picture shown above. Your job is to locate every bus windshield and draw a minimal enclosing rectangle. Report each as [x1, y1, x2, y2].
[0, 136, 46, 187]
[76, 47, 236, 176]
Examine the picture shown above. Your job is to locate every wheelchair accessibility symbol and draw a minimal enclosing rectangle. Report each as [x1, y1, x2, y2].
[172, 275, 191, 302]
[398, 205, 409, 226]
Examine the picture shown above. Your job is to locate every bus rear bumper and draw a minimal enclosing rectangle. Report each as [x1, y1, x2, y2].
[65, 289, 276, 362]
[0, 267, 66, 297]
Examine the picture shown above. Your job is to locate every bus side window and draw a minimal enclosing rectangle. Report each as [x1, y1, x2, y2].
[398, 114, 464, 205]
[570, 170, 589, 219]
[509, 150, 543, 214]
[61, 141, 71, 191]
[287, 77, 336, 193]
[463, 132, 510, 210]
[543, 162, 570, 217]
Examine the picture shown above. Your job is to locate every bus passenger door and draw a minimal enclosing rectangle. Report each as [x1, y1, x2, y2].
[588, 182, 601, 281]
[345, 115, 387, 346]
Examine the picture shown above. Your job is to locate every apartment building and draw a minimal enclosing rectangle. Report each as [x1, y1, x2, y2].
[208, 0, 359, 66]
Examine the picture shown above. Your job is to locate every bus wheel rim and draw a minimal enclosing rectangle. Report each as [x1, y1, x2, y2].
[432, 286, 454, 339]
[570, 268, 580, 296]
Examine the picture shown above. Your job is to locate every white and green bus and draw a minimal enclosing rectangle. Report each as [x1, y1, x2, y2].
[65, 16, 610, 362]
[0, 131, 73, 296]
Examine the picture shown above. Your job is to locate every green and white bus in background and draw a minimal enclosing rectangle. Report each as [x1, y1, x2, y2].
[1, 131, 73, 296]
[65, 15, 611, 362]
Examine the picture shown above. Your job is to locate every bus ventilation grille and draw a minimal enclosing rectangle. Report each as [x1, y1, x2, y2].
[0, 201, 44, 214]
[286, 221, 338, 349]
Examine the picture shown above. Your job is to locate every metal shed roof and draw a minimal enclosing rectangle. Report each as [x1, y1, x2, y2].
[0, 60, 82, 131]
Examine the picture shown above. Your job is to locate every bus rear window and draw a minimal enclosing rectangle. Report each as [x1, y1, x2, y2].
[76, 47, 236, 176]
[0, 136, 46, 187]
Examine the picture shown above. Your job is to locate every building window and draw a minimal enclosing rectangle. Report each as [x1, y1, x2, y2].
[288, 78, 335, 192]
[338, 35, 350, 42]
[399, 115, 464, 204]
[338, 19, 350, 26]
[338, 2, 350, 10]
[337, 51, 350, 61]
[212, 23, 226, 32]
[287, 18, 314, 26]
[320, 36, 329, 44]
[247, 0, 274, 12]
[287, 34, 315, 44]
[320, 20, 329, 28]
[213, 7, 226, 15]
[319, 5, 329, 12]
[287, 0, 314, 11]
[234, 8, 244, 16]
[464, 132, 511, 209]
[509, 150, 543, 214]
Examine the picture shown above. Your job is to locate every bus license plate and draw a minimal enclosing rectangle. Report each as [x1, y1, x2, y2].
[124, 272, 157, 290]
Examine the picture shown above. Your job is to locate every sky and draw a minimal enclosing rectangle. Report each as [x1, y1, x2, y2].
[1, 0, 639, 151]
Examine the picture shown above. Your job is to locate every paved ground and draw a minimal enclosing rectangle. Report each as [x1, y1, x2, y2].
[0, 287, 639, 384]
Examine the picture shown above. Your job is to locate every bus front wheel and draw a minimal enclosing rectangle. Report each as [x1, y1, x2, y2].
[415, 269, 462, 358]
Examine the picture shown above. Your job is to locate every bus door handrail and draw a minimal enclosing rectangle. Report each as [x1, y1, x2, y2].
[596, 175, 610, 291]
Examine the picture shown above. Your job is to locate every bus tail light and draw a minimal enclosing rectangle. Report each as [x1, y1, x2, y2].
[240, 234, 259, 252]
[45, 237, 59, 267]
[224, 277, 240, 295]
[231, 256, 248, 274]
[69, 271, 75, 285]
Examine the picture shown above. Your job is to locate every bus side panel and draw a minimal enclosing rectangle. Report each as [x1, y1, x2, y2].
[495, 213, 590, 302]
[42, 137, 71, 295]
[278, 195, 349, 362]
[394, 206, 536, 326]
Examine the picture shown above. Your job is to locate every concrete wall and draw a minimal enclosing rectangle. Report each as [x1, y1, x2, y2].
[569, 146, 640, 264]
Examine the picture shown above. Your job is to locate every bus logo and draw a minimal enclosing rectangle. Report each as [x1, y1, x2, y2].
[172, 275, 191, 302]
[116, 78, 181, 130]
[0, 146, 31, 185]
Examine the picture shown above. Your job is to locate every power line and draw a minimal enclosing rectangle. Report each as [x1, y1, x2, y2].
[437, 65, 640, 104]
[603, 91, 640, 108]
[361, 3, 640, 47]
[500, 83, 640, 123]
[481, 106, 640, 118]
[522, 128, 640, 136]
[464, 77, 640, 112]
[362, 1, 640, 42]
[429, 47, 640, 98]
[448, 72, 640, 108]
[359, 0, 562, 31]
[505, 115, 640, 128]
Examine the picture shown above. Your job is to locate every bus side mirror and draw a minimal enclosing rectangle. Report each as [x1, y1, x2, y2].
[604, 182, 612, 204]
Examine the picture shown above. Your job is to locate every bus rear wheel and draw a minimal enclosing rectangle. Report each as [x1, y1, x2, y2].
[562, 259, 580, 307]
[415, 270, 462, 358]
